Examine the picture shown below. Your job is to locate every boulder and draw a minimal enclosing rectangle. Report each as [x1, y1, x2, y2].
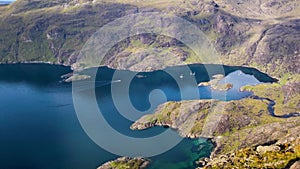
[256, 145, 281, 155]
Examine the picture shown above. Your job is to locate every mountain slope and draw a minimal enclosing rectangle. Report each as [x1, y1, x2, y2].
[0, 0, 299, 77]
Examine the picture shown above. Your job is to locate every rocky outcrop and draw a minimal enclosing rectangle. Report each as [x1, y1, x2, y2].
[132, 96, 290, 139]
[200, 136, 300, 169]
[131, 100, 215, 138]
[97, 157, 150, 169]
[290, 161, 300, 169]
[256, 145, 281, 155]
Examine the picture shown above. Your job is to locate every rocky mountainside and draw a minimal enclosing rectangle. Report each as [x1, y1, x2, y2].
[0, 0, 299, 77]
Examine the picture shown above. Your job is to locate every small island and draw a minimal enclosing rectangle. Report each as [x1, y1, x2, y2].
[62, 73, 91, 82]
[198, 74, 233, 92]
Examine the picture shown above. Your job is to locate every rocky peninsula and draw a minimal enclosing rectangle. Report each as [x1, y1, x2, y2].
[97, 157, 150, 169]
[131, 74, 300, 168]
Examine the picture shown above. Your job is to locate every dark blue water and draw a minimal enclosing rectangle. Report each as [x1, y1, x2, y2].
[0, 64, 275, 169]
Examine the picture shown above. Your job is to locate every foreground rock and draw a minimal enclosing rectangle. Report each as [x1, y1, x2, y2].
[256, 145, 280, 155]
[290, 161, 300, 169]
[97, 157, 150, 169]
[200, 137, 300, 169]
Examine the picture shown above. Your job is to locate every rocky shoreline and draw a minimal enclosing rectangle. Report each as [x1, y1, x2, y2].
[131, 74, 300, 168]
[97, 157, 150, 169]
[0, 61, 70, 67]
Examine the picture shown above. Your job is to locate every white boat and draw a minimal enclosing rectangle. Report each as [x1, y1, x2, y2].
[113, 80, 122, 83]
[190, 72, 196, 76]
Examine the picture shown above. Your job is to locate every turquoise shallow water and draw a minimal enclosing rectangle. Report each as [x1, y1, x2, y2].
[0, 64, 275, 169]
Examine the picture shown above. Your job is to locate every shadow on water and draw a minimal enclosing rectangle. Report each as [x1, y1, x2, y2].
[76, 64, 276, 91]
[0, 63, 71, 85]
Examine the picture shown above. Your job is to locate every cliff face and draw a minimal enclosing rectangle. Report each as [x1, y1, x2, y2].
[0, 0, 299, 77]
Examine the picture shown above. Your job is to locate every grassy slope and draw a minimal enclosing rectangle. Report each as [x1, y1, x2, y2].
[242, 74, 300, 116]
[0, 0, 138, 64]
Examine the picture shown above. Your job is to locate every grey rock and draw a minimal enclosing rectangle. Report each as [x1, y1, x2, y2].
[256, 145, 281, 155]
[290, 161, 300, 169]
